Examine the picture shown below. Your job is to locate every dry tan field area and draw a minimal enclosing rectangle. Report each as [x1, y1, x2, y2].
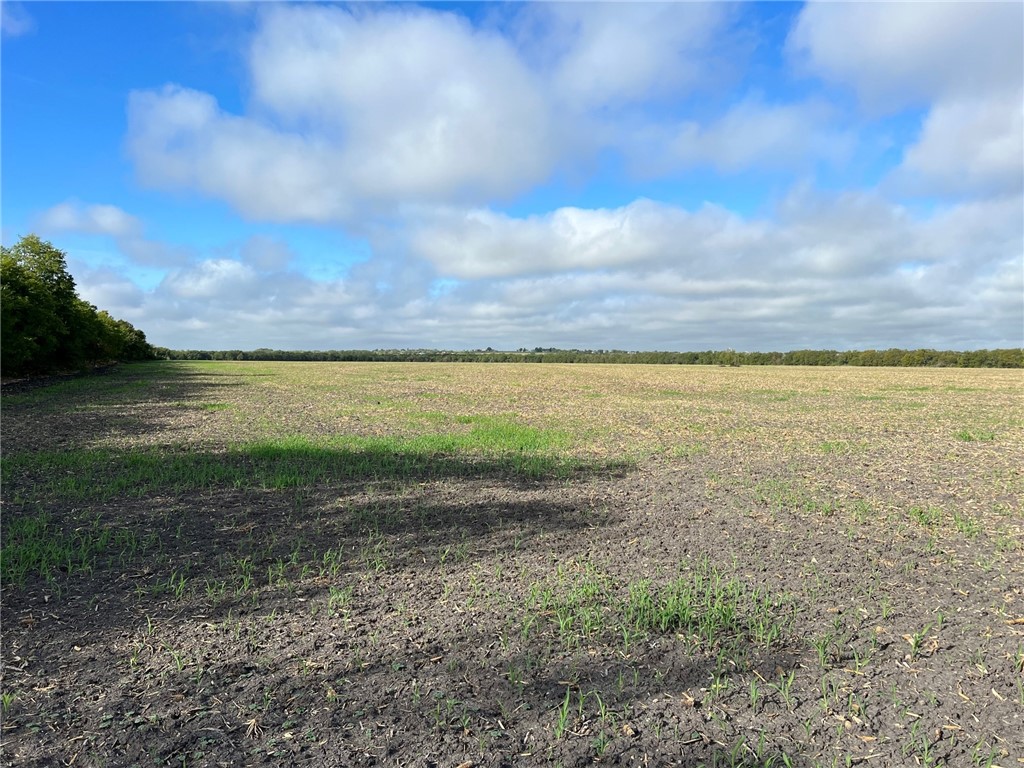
[2, 361, 1022, 767]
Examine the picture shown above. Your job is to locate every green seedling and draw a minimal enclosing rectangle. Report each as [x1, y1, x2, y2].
[553, 687, 573, 739]
[907, 624, 932, 661]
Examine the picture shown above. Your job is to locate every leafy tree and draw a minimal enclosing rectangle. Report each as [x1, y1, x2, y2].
[1, 235, 154, 376]
[1, 245, 64, 373]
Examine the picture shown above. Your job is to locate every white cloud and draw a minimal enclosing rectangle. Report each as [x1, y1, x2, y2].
[253, 4, 558, 200]
[411, 200, 766, 279]
[1, 2, 34, 37]
[239, 235, 294, 271]
[70, 189, 1021, 351]
[790, 2, 1023, 202]
[127, 86, 352, 223]
[520, 2, 732, 110]
[102, 260, 373, 350]
[414, 193, 938, 283]
[34, 201, 193, 267]
[788, 2, 1023, 111]
[639, 97, 852, 174]
[891, 96, 1024, 198]
[401, 191, 1021, 348]
[125, 3, 836, 225]
[73, 266, 146, 312]
[163, 259, 259, 300]
[36, 202, 142, 239]
[127, 6, 556, 223]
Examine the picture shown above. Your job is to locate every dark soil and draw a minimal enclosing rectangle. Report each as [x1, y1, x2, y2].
[1, 364, 121, 396]
[2, 362, 1021, 768]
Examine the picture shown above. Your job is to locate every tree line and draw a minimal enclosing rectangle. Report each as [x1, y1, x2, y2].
[4, 234, 1016, 374]
[1, 235, 154, 377]
[153, 346, 1022, 368]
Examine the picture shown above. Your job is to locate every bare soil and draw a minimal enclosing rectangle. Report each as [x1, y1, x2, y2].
[2, 362, 1022, 767]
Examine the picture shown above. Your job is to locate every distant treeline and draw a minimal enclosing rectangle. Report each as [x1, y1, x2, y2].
[154, 347, 1023, 368]
[1, 235, 155, 377]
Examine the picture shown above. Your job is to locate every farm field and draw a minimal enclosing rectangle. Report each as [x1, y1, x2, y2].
[1, 361, 1022, 768]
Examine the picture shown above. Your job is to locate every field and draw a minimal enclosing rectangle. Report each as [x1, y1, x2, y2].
[1, 361, 1022, 768]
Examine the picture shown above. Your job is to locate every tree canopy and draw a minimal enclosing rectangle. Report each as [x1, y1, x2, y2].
[1, 235, 154, 377]
[152, 346, 1022, 368]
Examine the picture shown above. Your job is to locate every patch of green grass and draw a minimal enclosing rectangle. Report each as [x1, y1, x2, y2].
[819, 441, 850, 454]
[671, 442, 707, 458]
[908, 505, 943, 528]
[2, 428, 623, 502]
[848, 499, 875, 522]
[755, 479, 837, 517]
[0, 512, 155, 587]
[527, 557, 794, 654]
[747, 389, 795, 402]
[198, 402, 232, 412]
[450, 414, 569, 452]
[952, 511, 980, 538]
[955, 429, 996, 442]
[406, 410, 449, 426]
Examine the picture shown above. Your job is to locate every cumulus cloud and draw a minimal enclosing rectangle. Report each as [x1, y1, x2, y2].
[788, 2, 1023, 111]
[404, 190, 1022, 347]
[73, 266, 146, 313]
[34, 201, 193, 267]
[101, 3, 1022, 351]
[127, 86, 353, 223]
[75, 190, 1020, 351]
[413, 189, 980, 286]
[239, 235, 294, 271]
[84, 256, 380, 350]
[636, 97, 853, 175]
[790, 2, 1023, 201]
[163, 259, 259, 300]
[127, 6, 556, 222]
[891, 96, 1023, 198]
[518, 2, 732, 110]
[36, 202, 142, 238]
[411, 200, 763, 279]
[125, 3, 832, 223]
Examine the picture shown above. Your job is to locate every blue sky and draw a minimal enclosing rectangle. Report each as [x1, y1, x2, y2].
[2, 1, 1021, 351]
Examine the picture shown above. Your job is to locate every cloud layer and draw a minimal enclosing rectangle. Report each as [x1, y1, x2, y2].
[35, 3, 1024, 350]
[69, 188, 1021, 352]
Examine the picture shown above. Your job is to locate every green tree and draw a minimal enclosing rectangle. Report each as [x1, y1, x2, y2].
[1, 235, 154, 376]
[1, 243, 65, 373]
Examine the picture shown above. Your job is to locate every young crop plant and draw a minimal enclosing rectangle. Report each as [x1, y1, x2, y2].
[0, 512, 150, 589]
[955, 429, 996, 442]
[6, 358, 1023, 766]
[952, 511, 980, 538]
[908, 505, 943, 528]
[527, 556, 794, 667]
[552, 687, 573, 740]
[327, 585, 353, 616]
[905, 623, 933, 661]
[1, 691, 18, 715]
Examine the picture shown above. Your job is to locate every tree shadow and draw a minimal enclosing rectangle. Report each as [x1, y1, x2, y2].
[0, 361, 814, 767]
[0, 362, 258, 452]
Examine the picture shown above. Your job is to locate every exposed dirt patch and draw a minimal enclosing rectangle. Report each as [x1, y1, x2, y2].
[2, 362, 1022, 767]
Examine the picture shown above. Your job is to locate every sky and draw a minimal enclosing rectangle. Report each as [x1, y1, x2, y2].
[2, 1, 1022, 352]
